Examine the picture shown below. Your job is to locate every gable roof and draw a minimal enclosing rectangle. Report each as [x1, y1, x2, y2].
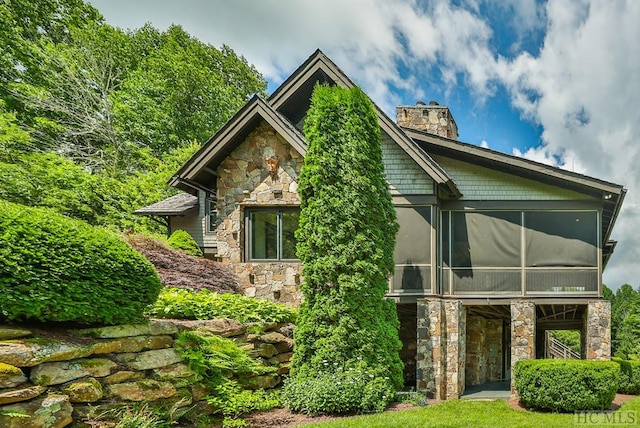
[268, 49, 460, 197]
[169, 95, 307, 194]
[171, 49, 460, 198]
[404, 127, 626, 249]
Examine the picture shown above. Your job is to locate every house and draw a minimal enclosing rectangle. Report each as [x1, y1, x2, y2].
[136, 50, 626, 400]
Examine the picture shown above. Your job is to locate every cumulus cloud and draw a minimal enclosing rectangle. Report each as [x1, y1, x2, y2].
[91, 0, 639, 287]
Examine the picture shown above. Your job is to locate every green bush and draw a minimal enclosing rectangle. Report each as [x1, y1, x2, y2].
[613, 357, 640, 394]
[282, 365, 396, 415]
[0, 200, 162, 325]
[167, 229, 202, 257]
[147, 287, 296, 323]
[514, 359, 619, 412]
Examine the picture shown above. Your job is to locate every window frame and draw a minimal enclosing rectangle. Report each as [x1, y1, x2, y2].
[246, 208, 300, 262]
[205, 196, 217, 234]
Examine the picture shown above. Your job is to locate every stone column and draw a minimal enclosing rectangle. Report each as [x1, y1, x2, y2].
[510, 300, 535, 398]
[444, 300, 465, 399]
[416, 298, 445, 400]
[585, 300, 611, 360]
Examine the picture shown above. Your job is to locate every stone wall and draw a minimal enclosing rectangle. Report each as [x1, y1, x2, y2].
[0, 320, 293, 427]
[510, 300, 535, 397]
[585, 300, 611, 360]
[216, 121, 305, 307]
[416, 299, 466, 400]
[465, 315, 503, 386]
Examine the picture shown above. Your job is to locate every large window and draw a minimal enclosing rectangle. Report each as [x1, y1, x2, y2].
[248, 209, 299, 261]
[441, 210, 599, 295]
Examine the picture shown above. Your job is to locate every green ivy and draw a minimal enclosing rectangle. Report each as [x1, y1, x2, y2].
[284, 85, 403, 415]
[147, 287, 296, 323]
[0, 200, 162, 325]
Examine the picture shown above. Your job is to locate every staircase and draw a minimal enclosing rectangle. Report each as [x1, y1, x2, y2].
[545, 331, 581, 359]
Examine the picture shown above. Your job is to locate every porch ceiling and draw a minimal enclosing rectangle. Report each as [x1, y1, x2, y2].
[537, 304, 586, 322]
[466, 305, 511, 320]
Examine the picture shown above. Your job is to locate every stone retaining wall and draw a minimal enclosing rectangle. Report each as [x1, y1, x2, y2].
[0, 319, 293, 427]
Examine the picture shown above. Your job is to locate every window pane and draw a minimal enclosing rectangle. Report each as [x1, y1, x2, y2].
[524, 211, 597, 267]
[251, 211, 278, 259]
[282, 211, 300, 259]
[451, 211, 521, 267]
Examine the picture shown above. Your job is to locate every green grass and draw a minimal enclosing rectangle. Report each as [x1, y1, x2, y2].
[304, 397, 640, 428]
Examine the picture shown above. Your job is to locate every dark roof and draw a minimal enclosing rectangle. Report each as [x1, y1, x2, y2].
[135, 193, 198, 216]
[172, 49, 460, 197]
[404, 127, 626, 250]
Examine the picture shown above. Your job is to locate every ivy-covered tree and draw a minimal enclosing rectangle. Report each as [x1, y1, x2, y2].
[283, 85, 403, 415]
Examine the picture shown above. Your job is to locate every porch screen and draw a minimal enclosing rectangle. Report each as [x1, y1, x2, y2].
[524, 211, 597, 267]
[450, 211, 521, 268]
[392, 206, 431, 291]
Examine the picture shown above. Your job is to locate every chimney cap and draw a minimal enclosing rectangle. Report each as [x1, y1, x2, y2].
[429, 100, 439, 106]
[416, 100, 426, 106]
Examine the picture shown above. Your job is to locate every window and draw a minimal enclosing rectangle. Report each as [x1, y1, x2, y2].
[205, 197, 217, 233]
[392, 206, 432, 291]
[248, 209, 300, 260]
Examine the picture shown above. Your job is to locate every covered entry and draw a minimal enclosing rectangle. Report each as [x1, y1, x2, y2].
[464, 305, 511, 392]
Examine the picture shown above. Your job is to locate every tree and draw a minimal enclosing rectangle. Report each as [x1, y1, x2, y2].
[283, 85, 403, 415]
[609, 284, 640, 358]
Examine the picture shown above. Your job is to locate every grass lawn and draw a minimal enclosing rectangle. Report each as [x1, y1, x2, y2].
[304, 397, 640, 428]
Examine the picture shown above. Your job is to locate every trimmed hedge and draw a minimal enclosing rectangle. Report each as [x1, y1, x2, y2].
[514, 359, 619, 412]
[167, 229, 202, 257]
[0, 200, 162, 325]
[613, 357, 640, 394]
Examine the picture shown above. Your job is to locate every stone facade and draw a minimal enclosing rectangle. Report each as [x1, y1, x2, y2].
[465, 315, 503, 386]
[396, 102, 459, 140]
[585, 300, 611, 360]
[216, 121, 304, 307]
[416, 299, 466, 400]
[0, 320, 294, 427]
[510, 300, 535, 397]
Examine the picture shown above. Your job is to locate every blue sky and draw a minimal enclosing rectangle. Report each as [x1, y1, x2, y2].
[89, 0, 640, 289]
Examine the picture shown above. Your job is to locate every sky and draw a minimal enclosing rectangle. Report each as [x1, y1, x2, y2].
[89, 0, 640, 290]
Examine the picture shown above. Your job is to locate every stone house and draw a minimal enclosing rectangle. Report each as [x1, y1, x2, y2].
[137, 50, 626, 399]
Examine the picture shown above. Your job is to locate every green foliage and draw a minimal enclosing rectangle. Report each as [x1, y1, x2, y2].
[548, 330, 581, 354]
[147, 287, 296, 323]
[286, 85, 402, 415]
[208, 381, 281, 428]
[283, 365, 396, 416]
[0, 200, 162, 325]
[167, 229, 203, 257]
[175, 330, 279, 428]
[514, 359, 619, 412]
[608, 284, 640, 359]
[613, 357, 640, 394]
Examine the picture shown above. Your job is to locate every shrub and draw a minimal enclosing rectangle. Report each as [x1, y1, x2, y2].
[167, 229, 203, 257]
[282, 365, 396, 415]
[613, 357, 640, 394]
[285, 85, 403, 414]
[514, 359, 619, 412]
[0, 200, 162, 325]
[146, 287, 296, 323]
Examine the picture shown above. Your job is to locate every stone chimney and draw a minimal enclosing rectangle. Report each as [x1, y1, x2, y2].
[396, 100, 459, 140]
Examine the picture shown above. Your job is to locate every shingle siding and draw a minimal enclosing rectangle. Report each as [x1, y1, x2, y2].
[382, 132, 434, 195]
[433, 155, 594, 200]
[169, 190, 217, 249]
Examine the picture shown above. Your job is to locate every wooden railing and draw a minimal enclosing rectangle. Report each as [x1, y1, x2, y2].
[545, 331, 581, 360]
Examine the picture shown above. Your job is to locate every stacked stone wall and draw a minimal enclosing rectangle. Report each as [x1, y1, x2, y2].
[465, 315, 503, 386]
[0, 320, 293, 427]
